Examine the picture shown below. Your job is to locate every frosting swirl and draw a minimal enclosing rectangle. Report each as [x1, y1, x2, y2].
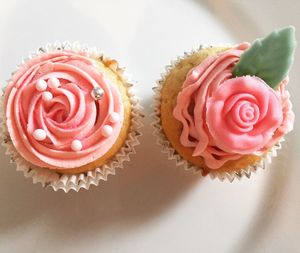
[4, 50, 124, 170]
[206, 76, 283, 154]
[173, 44, 294, 169]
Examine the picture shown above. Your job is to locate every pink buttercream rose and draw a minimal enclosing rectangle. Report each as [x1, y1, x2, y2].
[3, 50, 124, 170]
[206, 76, 283, 154]
[173, 44, 294, 169]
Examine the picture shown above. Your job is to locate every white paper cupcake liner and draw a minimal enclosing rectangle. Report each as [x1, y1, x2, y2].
[151, 45, 284, 182]
[0, 41, 143, 192]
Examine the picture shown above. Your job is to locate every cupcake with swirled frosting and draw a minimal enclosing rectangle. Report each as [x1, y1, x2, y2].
[1, 42, 142, 191]
[153, 27, 296, 180]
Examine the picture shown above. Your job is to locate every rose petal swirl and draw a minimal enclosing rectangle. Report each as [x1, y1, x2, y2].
[3, 50, 124, 169]
[206, 76, 283, 154]
[173, 44, 294, 169]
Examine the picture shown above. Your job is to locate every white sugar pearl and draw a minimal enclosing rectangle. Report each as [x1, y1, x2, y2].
[42, 91, 53, 101]
[48, 77, 60, 89]
[33, 129, 47, 141]
[71, 140, 82, 151]
[101, 125, 113, 137]
[109, 112, 120, 123]
[36, 79, 47, 91]
[190, 69, 200, 80]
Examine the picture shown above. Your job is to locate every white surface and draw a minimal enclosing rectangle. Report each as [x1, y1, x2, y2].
[0, 0, 299, 252]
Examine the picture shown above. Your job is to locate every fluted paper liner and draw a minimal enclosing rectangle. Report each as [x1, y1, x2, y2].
[152, 45, 284, 182]
[1, 41, 143, 192]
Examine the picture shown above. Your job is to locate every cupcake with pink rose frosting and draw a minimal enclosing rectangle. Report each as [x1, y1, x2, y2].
[153, 27, 296, 180]
[1, 42, 142, 191]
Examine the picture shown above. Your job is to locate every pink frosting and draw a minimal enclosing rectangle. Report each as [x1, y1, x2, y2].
[3, 50, 124, 170]
[173, 44, 294, 169]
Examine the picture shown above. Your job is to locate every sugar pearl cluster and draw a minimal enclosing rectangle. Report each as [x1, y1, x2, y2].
[33, 78, 121, 152]
[35, 77, 60, 102]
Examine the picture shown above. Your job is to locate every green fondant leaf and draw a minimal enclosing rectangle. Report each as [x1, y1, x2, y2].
[233, 26, 297, 89]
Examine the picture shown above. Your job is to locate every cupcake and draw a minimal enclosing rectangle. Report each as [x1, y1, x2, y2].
[1, 42, 143, 192]
[153, 27, 296, 181]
